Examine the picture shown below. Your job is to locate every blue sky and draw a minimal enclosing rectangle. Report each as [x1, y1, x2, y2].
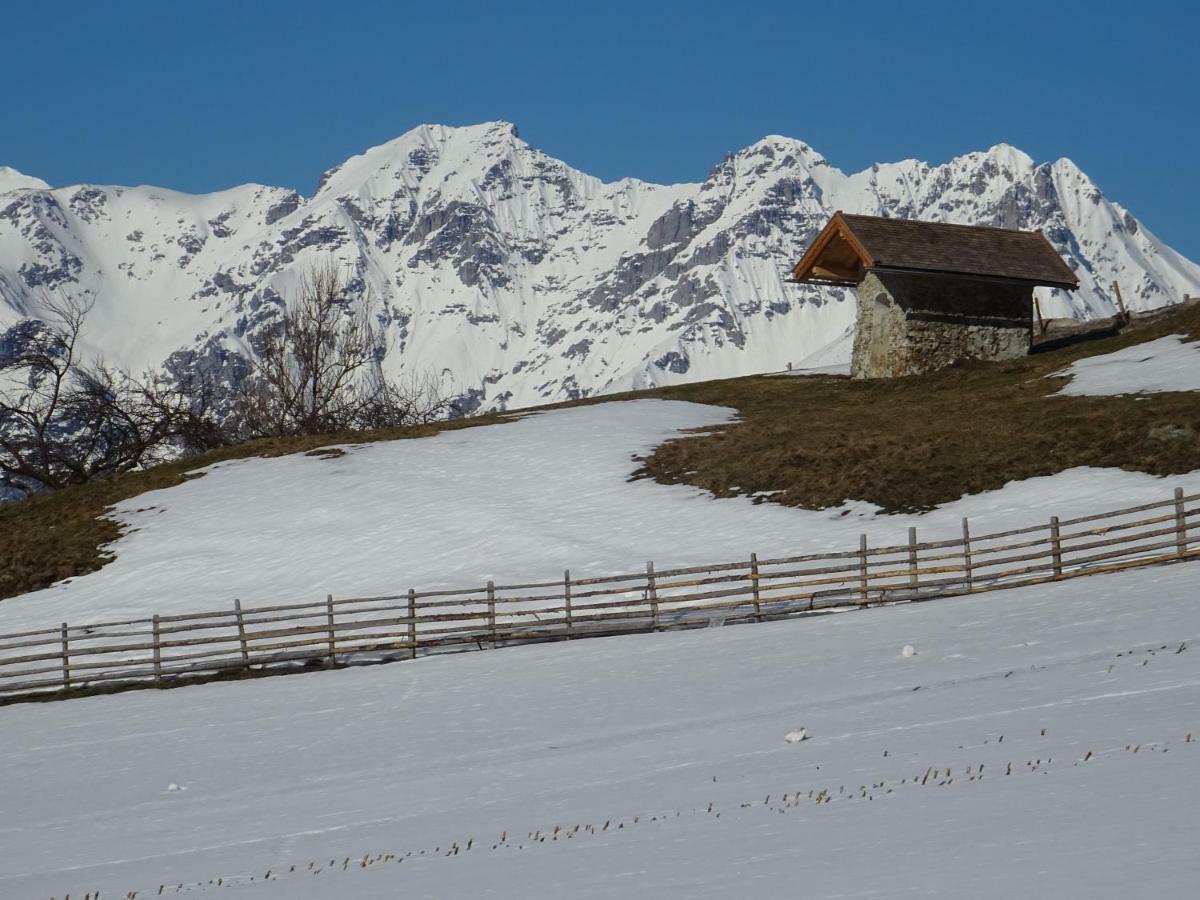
[4, 0, 1197, 259]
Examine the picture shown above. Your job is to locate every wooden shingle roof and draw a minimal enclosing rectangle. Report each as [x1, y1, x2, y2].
[792, 212, 1080, 289]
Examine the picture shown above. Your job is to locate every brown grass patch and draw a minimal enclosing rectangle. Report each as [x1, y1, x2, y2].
[641, 304, 1200, 512]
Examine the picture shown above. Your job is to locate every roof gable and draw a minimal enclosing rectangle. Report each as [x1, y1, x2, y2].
[792, 212, 1080, 289]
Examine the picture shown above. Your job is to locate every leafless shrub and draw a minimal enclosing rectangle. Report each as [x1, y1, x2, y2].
[231, 261, 447, 438]
[0, 294, 224, 496]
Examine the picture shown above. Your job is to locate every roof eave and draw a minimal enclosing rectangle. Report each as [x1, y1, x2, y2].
[790, 211, 876, 282]
[789, 275, 859, 287]
[868, 264, 1079, 291]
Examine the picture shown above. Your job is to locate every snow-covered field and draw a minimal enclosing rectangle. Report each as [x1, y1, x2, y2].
[1054, 333, 1200, 396]
[4, 400, 1199, 633]
[3, 560, 1199, 899]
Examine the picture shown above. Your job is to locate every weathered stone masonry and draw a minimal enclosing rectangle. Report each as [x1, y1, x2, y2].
[851, 270, 1032, 378]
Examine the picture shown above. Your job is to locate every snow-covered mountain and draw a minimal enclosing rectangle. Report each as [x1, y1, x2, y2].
[2, 121, 1198, 412]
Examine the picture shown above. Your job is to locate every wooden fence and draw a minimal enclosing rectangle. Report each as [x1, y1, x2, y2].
[1, 488, 1198, 702]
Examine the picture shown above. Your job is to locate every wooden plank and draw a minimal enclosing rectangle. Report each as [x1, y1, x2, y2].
[1062, 536, 1184, 569]
[0, 661, 82, 680]
[1055, 494, 1179, 529]
[161, 625, 313, 650]
[564, 569, 662, 589]
[326, 594, 336, 667]
[656, 581, 758, 608]
[564, 570, 574, 637]
[0, 633, 80, 655]
[0, 647, 89, 668]
[963, 519, 1053, 543]
[157, 600, 326, 623]
[234, 599, 249, 663]
[1050, 516, 1063, 578]
[1057, 510, 1178, 542]
[649, 568, 770, 593]
[157, 613, 278, 636]
[1058, 523, 1180, 559]
[908, 527, 919, 587]
[60, 623, 70, 690]
[152, 615, 163, 685]
[728, 559, 864, 583]
[750, 554, 762, 621]
[962, 518, 974, 591]
[969, 543, 1064, 573]
[1176, 487, 1187, 557]
[647, 562, 659, 630]
[1112, 280, 1130, 324]
[408, 589, 417, 659]
[487, 581, 497, 649]
[857, 536, 869, 605]
[42, 653, 157, 675]
[968, 532, 1054, 557]
[628, 558, 751, 580]
[0, 624, 75, 642]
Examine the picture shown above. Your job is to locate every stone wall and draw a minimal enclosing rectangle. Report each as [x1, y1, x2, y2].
[850, 270, 1033, 378]
[850, 272, 909, 378]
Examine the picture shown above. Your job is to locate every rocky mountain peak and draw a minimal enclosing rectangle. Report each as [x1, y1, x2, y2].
[1, 126, 1197, 416]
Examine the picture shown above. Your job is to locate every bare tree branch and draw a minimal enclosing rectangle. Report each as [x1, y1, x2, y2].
[232, 260, 447, 438]
[0, 294, 226, 496]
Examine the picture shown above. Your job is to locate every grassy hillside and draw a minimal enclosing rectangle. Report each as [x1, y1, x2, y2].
[3, 303, 1200, 602]
[647, 304, 1200, 512]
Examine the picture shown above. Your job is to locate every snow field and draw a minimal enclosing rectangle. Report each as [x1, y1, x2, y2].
[3, 561, 1199, 898]
[5, 399, 1200, 637]
[1054, 333, 1200, 396]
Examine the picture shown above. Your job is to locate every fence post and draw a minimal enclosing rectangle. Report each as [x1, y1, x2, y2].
[325, 594, 336, 667]
[487, 581, 497, 649]
[1175, 488, 1188, 557]
[564, 570, 573, 637]
[858, 535, 869, 605]
[152, 614, 163, 685]
[1050, 516, 1063, 578]
[750, 554, 762, 621]
[60, 622, 70, 690]
[407, 589, 417, 659]
[647, 562, 659, 630]
[961, 518, 974, 592]
[233, 599, 249, 664]
[908, 527, 919, 588]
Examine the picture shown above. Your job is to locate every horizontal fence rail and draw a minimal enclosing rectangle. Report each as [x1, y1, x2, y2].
[1, 488, 1198, 702]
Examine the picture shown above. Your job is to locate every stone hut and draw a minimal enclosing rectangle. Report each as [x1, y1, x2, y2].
[791, 213, 1079, 378]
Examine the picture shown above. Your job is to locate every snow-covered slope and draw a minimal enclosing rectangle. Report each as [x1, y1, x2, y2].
[4, 399, 1197, 632]
[3, 560, 1199, 898]
[0, 165, 49, 194]
[2, 123, 1198, 412]
[1053, 334, 1200, 396]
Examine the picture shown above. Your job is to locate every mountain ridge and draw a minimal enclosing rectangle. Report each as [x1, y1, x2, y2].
[2, 121, 1198, 413]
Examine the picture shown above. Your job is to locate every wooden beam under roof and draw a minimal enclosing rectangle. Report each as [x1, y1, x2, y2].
[791, 211, 872, 284]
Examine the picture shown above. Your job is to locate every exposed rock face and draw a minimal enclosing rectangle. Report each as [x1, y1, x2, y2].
[0, 124, 1197, 413]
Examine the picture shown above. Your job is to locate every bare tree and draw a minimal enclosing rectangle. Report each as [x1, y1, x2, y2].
[233, 261, 447, 438]
[0, 294, 225, 497]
